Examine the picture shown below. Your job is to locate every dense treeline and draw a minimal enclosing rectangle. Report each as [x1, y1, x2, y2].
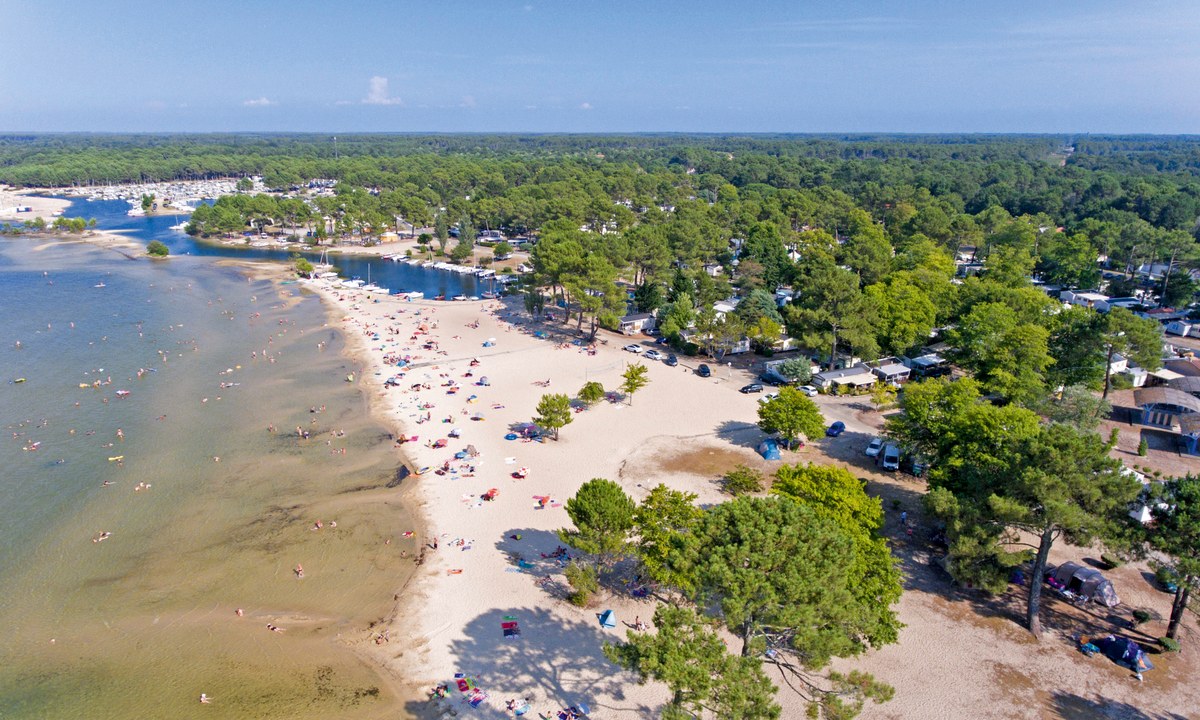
[6, 133, 1199, 403]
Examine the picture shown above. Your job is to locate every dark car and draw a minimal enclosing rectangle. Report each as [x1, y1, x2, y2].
[902, 453, 928, 477]
[739, 383, 764, 394]
[759, 373, 786, 387]
[664, 354, 679, 367]
[825, 421, 846, 437]
[696, 364, 712, 378]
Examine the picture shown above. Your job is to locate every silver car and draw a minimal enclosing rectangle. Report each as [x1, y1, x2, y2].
[865, 437, 884, 457]
[881, 444, 901, 471]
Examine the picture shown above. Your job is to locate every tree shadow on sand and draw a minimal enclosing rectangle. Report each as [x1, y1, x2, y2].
[406, 605, 659, 719]
[1049, 690, 1188, 720]
[879, 476, 1167, 651]
[714, 419, 765, 450]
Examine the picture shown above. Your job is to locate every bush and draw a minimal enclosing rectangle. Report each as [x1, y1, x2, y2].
[1132, 609, 1152, 625]
[564, 562, 598, 606]
[1100, 553, 1123, 569]
[722, 464, 765, 496]
[1159, 637, 1181, 652]
[1137, 438, 1149, 456]
[146, 240, 169, 257]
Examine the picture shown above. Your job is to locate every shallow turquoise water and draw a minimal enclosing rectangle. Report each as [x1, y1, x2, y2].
[0, 239, 418, 719]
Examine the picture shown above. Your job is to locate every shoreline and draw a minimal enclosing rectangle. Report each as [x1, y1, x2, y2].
[299, 277, 684, 718]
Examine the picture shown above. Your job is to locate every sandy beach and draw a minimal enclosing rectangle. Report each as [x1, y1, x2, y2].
[306, 281, 1199, 719]
[0, 187, 72, 220]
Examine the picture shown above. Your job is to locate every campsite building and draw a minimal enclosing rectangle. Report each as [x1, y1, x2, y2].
[870, 360, 911, 385]
[1060, 290, 1112, 312]
[618, 313, 656, 335]
[813, 364, 878, 391]
[1133, 386, 1200, 455]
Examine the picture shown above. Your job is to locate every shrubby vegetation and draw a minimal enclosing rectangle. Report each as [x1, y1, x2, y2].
[561, 469, 900, 719]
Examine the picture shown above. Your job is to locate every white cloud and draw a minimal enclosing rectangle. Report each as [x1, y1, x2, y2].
[243, 97, 276, 107]
[363, 76, 403, 106]
[579, 102, 593, 110]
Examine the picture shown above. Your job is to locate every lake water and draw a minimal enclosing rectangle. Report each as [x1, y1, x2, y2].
[62, 196, 493, 299]
[0, 238, 420, 718]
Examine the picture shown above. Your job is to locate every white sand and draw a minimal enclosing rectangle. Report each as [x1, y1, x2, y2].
[309, 280, 1198, 719]
[0, 188, 71, 220]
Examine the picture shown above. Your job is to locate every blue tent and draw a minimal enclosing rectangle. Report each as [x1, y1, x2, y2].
[598, 609, 616, 629]
[1097, 635, 1154, 674]
[757, 439, 781, 460]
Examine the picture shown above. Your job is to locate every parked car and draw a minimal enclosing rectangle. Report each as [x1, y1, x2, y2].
[740, 383, 764, 394]
[644, 349, 664, 361]
[759, 373, 786, 386]
[865, 437, 884, 457]
[902, 453, 928, 477]
[797, 385, 819, 397]
[696, 364, 712, 378]
[881, 444, 901, 471]
[825, 421, 846, 437]
[664, 353, 679, 367]
[759, 392, 780, 404]
[622, 344, 643, 354]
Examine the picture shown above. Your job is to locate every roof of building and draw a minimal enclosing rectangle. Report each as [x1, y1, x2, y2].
[1170, 376, 1200, 396]
[873, 363, 910, 376]
[1180, 414, 1200, 435]
[1134, 387, 1200, 414]
[816, 365, 876, 381]
[1166, 357, 1200, 377]
[620, 313, 653, 323]
[910, 353, 947, 368]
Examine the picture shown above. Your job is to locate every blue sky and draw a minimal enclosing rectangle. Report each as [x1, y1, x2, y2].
[1, 0, 1197, 133]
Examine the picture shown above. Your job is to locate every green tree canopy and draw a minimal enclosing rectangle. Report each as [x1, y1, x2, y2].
[757, 386, 826, 448]
[621, 363, 650, 405]
[771, 463, 903, 648]
[892, 379, 1140, 635]
[533, 392, 573, 440]
[1150, 475, 1200, 641]
[662, 496, 898, 718]
[559, 478, 636, 567]
[604, 605, 781, 720]
[633, 484, 702, 589]
[946, 301, 1053, 406]
[578, 380, 605, 406]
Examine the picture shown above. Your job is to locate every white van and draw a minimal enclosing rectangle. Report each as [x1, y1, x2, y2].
[881, 444, 901, 471]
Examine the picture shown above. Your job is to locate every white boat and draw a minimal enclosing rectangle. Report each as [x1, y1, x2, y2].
[362, 284, 388, 293]
[399, 291, 424, 300]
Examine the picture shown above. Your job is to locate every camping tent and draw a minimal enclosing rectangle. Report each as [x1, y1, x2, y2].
[757, 438, 781, 461]
[1096, 635, 1154, 675]
[1052, 562, 1120, 607]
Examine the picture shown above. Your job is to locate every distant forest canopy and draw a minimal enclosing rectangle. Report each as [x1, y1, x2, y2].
[5, 133, 1199, 402]
[1, 134, 1199, 230]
